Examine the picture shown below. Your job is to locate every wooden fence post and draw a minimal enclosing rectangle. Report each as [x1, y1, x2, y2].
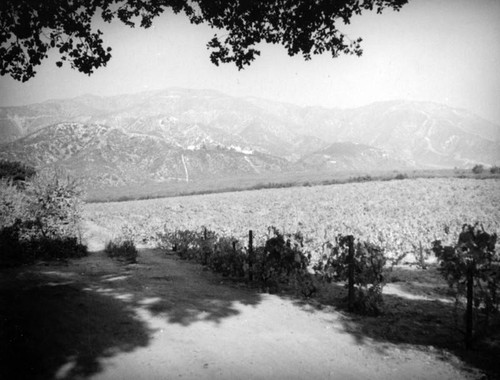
[249, 230, 254, 281]
[347, 235, 355, 312]
[465, 261, 474, 349]
[202, 227, 209, 265]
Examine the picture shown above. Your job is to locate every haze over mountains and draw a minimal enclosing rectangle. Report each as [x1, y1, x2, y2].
[1, 88, 499, 188]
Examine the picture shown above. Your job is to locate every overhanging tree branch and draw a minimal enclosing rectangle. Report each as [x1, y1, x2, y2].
[0, 0, 408, 82]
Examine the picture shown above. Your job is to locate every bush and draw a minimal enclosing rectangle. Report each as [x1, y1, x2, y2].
[490, 166, 500, 174]
[394, 173, 408, 180]
[158, 229, 208, 260]
[158, 227, 392, 310]
[472, 164, 484, 174]
[313, 235, 386, 315]
[432, 223, 499, 348]
[25, 168, 84, 239]
[0, 180, 29, 228]
[351, 175, 372, 182]
[0, 160, 36, 184]
[30, 235, 87, 261]
[105, 238, 138, 263]
[0, 223, 30, 265]
[158, 226, 315, 295]
[0, 222, 87, 266]
[251, 228, 313, 294]
[0, 168, 87, 266]
[207, 237, 247, 278]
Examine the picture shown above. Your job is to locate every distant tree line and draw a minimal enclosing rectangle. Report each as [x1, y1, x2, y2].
[472, 164, 500, 175]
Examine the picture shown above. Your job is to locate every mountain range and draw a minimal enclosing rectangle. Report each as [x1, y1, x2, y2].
[1, 88, 499, 189]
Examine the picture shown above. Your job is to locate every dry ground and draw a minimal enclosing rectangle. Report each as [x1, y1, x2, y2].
[1, 249, 498, 380]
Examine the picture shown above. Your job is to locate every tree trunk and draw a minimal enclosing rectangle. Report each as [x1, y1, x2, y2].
[465, 262, 474, 349]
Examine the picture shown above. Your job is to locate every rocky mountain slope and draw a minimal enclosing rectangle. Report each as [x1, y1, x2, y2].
[1, 88, 499, 188]
[0, 122, 292, 187]
[299, 142, 412, 171]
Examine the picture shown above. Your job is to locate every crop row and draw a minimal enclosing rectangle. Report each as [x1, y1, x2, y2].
[84, 177, 500, 263]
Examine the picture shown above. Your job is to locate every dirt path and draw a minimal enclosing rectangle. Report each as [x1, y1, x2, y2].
[0, 249, 481, 380]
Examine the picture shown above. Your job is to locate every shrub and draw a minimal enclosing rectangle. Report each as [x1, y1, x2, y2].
[0, 223, 30, 265]
[159, 227, 242, 271]
[255, 229, 310, 281]
[158, 229, 208, 260]
[207, 237, 247, 278]
[30, 235, 87, 261]
[105, 238, 138, 263]
[0, 180, 29, 228]
[0, 160, 36, 184]
[351, 175, 372, 182]
[490, 166, 500, 174]
[25, 168, 84, 239]
[472, 164, 484, 174]
[432, 223, 499, 348]
[0, 222, 87, 266]
[0, 168, 87, 266]
[157, 226, 315, 295]
[313, 235, 386, 315]
[394, 173, 408, 180]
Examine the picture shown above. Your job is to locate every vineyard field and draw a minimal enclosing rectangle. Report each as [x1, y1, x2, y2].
[83, 178, 500, 263]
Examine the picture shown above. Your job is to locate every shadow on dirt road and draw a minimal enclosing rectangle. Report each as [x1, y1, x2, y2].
[0, 249, 263, 380]
[2, 249, 499, 379]
[289, 267, 500, 380]
[0, 270, 151, 380]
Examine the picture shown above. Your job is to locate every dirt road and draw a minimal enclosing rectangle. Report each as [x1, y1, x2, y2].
[0, 249, 480, 380]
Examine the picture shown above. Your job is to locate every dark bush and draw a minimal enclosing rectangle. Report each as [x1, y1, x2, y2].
[0, 160, 36, 184]
[351, 175, 372, 182]
[0, 222, 87, 266]
[253, 229, 311, 285]
[432, 224, 499, 348]
[32, 236, 88, 261]
[490, 166, 500, 174]
[394, 173, 408, 180]
[158, 226, 315, 296]
[0, 223, 30, 266]
[313, 235, 386, 315]
[472, 164, 484, 174]
[105, 239, 138, 263]
[207, 237, 247, 278]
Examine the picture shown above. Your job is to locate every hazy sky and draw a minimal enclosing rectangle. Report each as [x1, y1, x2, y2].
[0, 0, 499, 124]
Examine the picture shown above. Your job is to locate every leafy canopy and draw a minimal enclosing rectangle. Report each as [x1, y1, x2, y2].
[1, 0, 408, 82]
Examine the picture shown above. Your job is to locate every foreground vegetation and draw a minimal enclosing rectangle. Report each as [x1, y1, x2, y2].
[167, 225, 499, 352]
[84, 176, 500, 350]
[2, 163, 499, 377]
[0, 162, 87, 266]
